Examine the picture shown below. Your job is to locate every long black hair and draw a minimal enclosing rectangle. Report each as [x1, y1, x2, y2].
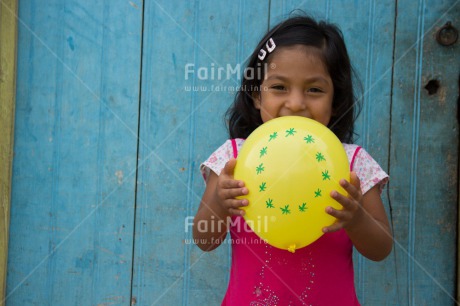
[226, 15, 362, 143]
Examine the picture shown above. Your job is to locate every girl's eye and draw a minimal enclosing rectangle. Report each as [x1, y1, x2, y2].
[308, 87, 323, 93]
[271, 85, 286, 91]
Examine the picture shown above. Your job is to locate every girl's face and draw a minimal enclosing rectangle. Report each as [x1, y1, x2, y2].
[254, 45, 334, 126]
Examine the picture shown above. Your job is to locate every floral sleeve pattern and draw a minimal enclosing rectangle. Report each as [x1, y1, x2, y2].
[200, 140, 236, 182]
[346, 145, 389, 194]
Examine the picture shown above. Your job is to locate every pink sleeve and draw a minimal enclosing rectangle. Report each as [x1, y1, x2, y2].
[351, 147, 389, 194]
[199, 140, 233, 182]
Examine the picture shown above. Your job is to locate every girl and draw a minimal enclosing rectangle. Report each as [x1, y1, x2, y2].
[193, 16, 392, 305]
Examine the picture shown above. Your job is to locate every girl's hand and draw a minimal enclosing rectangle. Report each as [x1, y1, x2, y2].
[214, 158, 249, 216]
[323, 171, 364, 233]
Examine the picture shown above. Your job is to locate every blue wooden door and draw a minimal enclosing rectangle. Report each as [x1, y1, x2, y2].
[389, 0, 459, 304]
[6, 1, 143, 305]
[6, 0, 459, 305]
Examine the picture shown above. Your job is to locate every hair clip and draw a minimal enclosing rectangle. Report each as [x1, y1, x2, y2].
[258, 38, 276, 61]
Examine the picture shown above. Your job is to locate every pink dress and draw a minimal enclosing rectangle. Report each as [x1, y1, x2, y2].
[201, 139, 388, 306]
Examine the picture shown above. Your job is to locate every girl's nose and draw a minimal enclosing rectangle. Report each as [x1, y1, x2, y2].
[285, 91, 307, 112]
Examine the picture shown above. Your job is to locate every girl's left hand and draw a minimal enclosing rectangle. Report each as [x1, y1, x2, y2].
[322, 171, 365, 233]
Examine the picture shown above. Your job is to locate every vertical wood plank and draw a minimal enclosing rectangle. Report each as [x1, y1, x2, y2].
[0, 0, 18, 304]
[390, 0, 459, 304]
[269, 1, 397, 304]
[133, 0, 268, 305]
[7, 1, 142, 304]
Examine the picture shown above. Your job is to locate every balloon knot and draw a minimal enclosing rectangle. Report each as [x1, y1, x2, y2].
[288, 244, 296, 253]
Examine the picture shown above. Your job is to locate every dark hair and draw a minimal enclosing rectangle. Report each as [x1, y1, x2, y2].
[226, 15, 362, 143]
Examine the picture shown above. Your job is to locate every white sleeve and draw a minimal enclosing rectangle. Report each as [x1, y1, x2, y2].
[199, 140, 233, 182]
[352, 147, 389, 194]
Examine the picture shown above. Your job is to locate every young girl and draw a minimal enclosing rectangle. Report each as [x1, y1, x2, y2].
[193, 16, 392, 305]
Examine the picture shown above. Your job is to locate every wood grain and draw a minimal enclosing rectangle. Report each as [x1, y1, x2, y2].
[0, 0, 18, 304]
[6, 1, 142, 304]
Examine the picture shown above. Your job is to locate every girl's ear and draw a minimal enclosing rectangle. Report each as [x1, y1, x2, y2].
[252, 91, 262, 110]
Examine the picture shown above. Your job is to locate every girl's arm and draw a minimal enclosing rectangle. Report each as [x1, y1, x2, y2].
[193, 159, 248, 251]
[323, 172, 393, 261]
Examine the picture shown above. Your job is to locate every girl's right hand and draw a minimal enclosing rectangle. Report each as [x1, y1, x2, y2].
[214, 158, 249, 216]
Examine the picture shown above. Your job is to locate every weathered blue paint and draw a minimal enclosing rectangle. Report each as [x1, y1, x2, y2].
[7, 0, 459, 305]
[390, 0, 459, 304]
[7, 1, 142, 305]
[131, 1, 269, 304]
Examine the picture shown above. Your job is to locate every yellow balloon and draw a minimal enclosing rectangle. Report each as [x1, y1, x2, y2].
[234, 116, 349, 252]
